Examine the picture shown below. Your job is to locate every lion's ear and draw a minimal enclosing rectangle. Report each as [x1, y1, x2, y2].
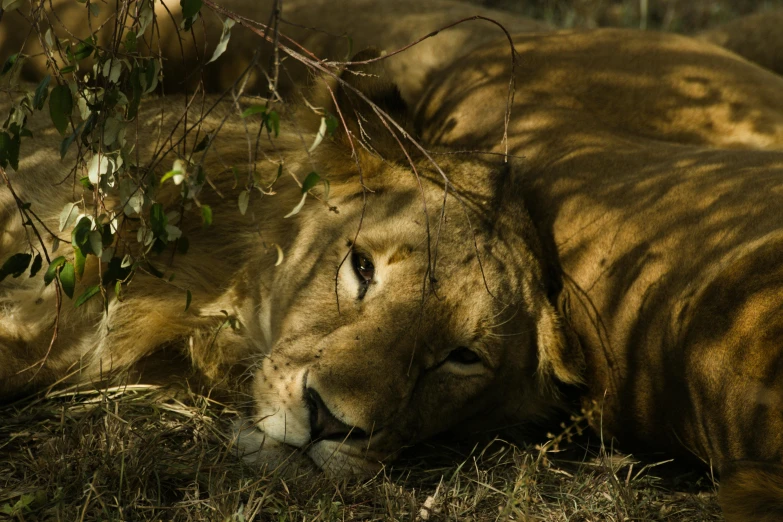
[536, 299, 584, 386]
[482, 160, 584, 387]
[333, 48, 413, 161]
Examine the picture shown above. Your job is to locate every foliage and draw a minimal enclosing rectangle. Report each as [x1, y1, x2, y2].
[0, 0, 335, 320]
[0, 0, 257, 317]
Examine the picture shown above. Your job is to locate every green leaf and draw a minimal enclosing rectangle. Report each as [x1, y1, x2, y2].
[193, 133, 211, 153]
[201, 205, 212, 227]
[150, 203, 168, 240]
[0, 53, 18, 76]
[310, 118, 328, 152]
[138, 2, 154, 35]
[87, 154, 109, 185]
[101, 224, 114, 247]
[0, 492, 35, 516]
[325, 112, 339, 136]
[58, 202, 79, 232]
[141, 58, 160, 94]
[180, 0, 203, 19]
[44, 256, 67, 286]
[102, 59, 122, 84]
[124, 31, 138, 53]
[284, 193, 308, 219]
[185, 289, 192, 311]
[49, 85, 73, 135]
[88, 230, 103, 258]
[102, 256, 132, 287]
[206, 18, 235, 64]
[59, 65, 77, 74]
[75, 284, 101, 307]
[71, 217, 93, 254]
[266, 110, 280, 137]
[161, 159, 185, 185]
[128, 66, 143, 119]
[73, 247, 86, 278]
[60, 262, 76, 298]
[71, 36, 95, 61]
[238, 190, 249, 215]
[301, 171, 321, 193]
[160, 170, 181, 184]
[0, 132, 20, 170]
[0, 253, 32, 283]
[29, 254, 42, 278]
[33, 75, 52, 110]
[241, 105, 266, 119]
[79, 176, 94, 190]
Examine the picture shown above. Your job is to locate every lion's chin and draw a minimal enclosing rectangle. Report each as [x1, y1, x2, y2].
[307, 440, 386, 477]
[232, 419, 386, 477]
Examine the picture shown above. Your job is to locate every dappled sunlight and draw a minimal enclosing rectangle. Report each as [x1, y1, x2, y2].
[416, 28, 783, 516]
[417, 28, 783, 153]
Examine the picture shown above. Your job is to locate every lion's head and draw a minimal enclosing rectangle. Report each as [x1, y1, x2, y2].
[0, 45, 581, 475]
[239, 56, 583, 474]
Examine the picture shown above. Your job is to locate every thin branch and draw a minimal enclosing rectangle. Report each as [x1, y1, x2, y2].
[202, 0, 515, 303]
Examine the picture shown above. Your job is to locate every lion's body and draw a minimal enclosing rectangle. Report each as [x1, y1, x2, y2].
[698, 9, 783, 76]
[416, 28, 783, 519]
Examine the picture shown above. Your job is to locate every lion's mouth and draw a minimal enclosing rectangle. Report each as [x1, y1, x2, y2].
[306, 439, 388, 476]
[233, 416, 390, 476]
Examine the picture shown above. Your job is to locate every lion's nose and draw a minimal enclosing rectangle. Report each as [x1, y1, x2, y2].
[305, 388, 367, 441]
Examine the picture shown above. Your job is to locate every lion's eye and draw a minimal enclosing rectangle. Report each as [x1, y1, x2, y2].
[351, 252, 375, 296]
[446, 347, 482, 365]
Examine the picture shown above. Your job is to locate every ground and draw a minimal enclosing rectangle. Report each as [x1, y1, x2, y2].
[1, 1, 780, 520]
[0, 384, 721, 520]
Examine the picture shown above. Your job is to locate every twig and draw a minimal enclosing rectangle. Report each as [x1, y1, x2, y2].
[0, 166, 63, 380]
[201, 0, 514, 302]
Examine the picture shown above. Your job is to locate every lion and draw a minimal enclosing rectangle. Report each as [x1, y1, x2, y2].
[0, 55, 579, 477]
[413, 27, 783, 521]
[0, 0, 546, 101]
[6, 5, 783, 519]
[698, 8, 783, 76]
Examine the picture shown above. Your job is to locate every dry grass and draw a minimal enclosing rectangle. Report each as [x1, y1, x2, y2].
[1, 382, 721, 521]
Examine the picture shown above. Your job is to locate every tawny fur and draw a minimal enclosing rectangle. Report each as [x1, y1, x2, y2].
[414, 27, 783, 518]
[0, 59, 573, 476]
[698, 9, 783, 76]
[720, 462, 783, 522]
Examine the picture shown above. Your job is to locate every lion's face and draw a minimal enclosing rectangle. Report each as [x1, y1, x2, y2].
[248, 152, 578, 474]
